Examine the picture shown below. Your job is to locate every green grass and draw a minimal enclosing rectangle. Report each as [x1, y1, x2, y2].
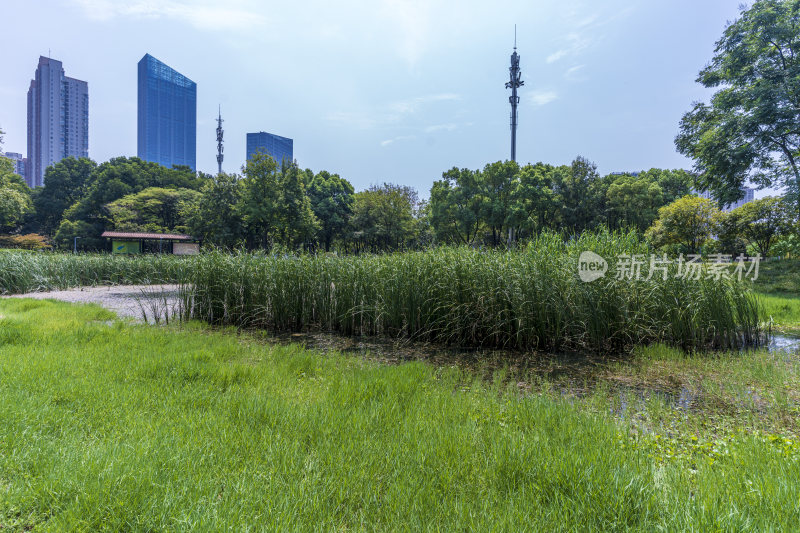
[754, 259, 800, 295]
[760, 294, 800, 334]
[1, 299, 799, 530]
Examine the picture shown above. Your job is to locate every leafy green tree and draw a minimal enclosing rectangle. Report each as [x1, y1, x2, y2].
[675, 0, 800, 212]
[645, 196, 719, 254]
[34, 157, 97, 236]
[480, 160, 519, 245]
[274, 164, 319, 248]
[605, 174, 663, 232]
[105, 187, 200, 234]
[307, 170, 354, 251]
[238, 154, 318, 249]
[349, 183, 419, 252]
[641, 168, 694, 205]
[712, 210, 749, 256]
[430, 167, 485, 245]
[731, 196, 795, 256]
[0, 156, 32, 233]
[184, 173, 243, 248]
[556, 156, 601, 233]
[239, 153, 279, 249]
[507, 162, 559, 239]
[53, 220, 96, 250]
[57, 157, 206, 248]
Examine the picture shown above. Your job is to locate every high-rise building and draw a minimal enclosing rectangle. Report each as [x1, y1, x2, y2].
[26, 56, 88, 188]
[694, 186, 756, 211]
[246, 131, 293, 167]
[137, 54, 196, 171]
[1, 152, 26, 178]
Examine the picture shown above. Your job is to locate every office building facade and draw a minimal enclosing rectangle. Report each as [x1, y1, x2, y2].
[246, 131, 293, 167]
[137, 54, 196, 171]
[26, 56, 88, 188]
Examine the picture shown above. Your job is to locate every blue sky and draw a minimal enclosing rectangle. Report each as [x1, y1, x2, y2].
[0, 0, 747, 197]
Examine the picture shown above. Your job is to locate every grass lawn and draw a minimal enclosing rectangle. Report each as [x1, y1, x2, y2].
[1, 299, 800, 530]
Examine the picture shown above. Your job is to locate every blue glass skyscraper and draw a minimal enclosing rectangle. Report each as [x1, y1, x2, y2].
[137, 54, 196, 171]
[246, 132, 293, 167]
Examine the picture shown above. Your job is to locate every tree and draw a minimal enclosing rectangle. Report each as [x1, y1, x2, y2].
[605, 174, 663, 232]
[349, 183, 419, 252]
[307, 170, 354, 251]
[184, 173, 243, 248]
[507, 163, 558, 239]
[713, 210, 748, 257]
[56, 157, 207, 248]
[731, 196, 795, 256]
[239, 153, 280, 249]
[105, 187, 200, 234]
[556, 156, 601, 233]
[645, 196, 719, 254]
[34, 157, 97, 236]
[430, 167, 485, 245]
[274, 164, 319, 248]
[675, 0, 800, 213]
[0, 156, 32, 233]
[480, 160, 519, 245]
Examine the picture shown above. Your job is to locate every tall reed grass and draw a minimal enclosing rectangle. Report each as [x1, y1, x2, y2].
[186, 231, 765, 352]
[0, 251, 189, 294]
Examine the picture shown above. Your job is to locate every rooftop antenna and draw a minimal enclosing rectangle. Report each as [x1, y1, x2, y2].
[505, 25, 524, 162]
[216, 105, 224, 175]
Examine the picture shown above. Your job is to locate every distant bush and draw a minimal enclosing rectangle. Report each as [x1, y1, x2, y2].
[0, 233, 51, 250]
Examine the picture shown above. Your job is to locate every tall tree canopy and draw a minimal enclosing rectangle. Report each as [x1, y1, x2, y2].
[34, 157, 96, 236]
[676, 0, 800, 212]
[306, 170, 355, 251]
[0, 156, 32, 233]
[105, 187, 200, 234]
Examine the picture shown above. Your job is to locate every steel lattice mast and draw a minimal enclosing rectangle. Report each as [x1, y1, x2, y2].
[505, 26, 524, 162]
[216, 105, 224, 175]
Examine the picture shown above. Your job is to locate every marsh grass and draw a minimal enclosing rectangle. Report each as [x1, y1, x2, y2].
[187, 231, 765, 352]
[0, 251, 189, 295]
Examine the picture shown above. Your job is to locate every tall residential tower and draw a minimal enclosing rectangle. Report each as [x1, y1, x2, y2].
[26, 56, 88, 187]
[137, 54, 196, 171]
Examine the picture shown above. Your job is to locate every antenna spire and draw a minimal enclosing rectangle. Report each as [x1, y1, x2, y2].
[505, 27, 524, 162]
[216, 105, 224, 175]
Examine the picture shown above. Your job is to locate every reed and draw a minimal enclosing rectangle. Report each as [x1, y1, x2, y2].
[186, 230, 765, 352]
[0, 251, 189, 295]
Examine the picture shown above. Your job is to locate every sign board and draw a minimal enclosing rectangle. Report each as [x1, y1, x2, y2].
[112, 240, 140, 255]
[173, 242, 200, 255]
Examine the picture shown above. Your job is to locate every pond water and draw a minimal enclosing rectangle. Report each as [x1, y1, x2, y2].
[269, 330, 800, 418]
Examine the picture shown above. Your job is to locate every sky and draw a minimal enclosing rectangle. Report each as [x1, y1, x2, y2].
[0, 0, 753, 197]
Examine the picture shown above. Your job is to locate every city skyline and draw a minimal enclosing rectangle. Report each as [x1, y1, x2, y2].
[0, 0, 776, 198]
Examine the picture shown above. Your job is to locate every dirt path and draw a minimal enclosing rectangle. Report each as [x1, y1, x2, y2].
[3, 285, 183, 322]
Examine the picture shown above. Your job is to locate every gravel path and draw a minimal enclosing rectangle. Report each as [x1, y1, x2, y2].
[3, 284, 183, 322]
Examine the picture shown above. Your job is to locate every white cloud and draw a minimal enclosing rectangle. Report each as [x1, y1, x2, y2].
[565, 64, 586, 81]
[70, 0, 267, 31]
[380, 0, 432, 68]
[546, 49, 568, 64]
[381, 135, 416, 147]
[328, 93, 461, 129]
[529, 90, 558, 107]
[424, 123, 457, 133]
